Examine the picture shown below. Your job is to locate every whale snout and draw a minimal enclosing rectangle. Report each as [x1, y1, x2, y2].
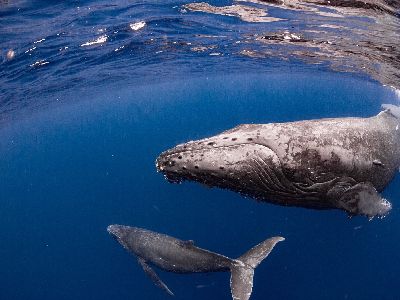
[156, 137, 250, 184]
[107, 224, 126, 240]
[156, 125, 262, 179]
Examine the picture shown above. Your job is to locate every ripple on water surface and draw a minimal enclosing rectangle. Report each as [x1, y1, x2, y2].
[0, 0, 399, 119]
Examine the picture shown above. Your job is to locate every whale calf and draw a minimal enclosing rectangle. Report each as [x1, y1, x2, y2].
[156, 104, 400, 218]
[107, 225, 284, 299]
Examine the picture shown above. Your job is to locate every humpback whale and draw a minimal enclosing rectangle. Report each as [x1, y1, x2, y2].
[156, 104, 400, 218]
[107, 225, 284, 300]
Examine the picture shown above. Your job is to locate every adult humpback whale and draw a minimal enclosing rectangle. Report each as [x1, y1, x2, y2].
[107, 225, 284, 300]
[156, 104, 400, 218]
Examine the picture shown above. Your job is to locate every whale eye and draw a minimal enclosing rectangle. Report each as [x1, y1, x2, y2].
[182, 166, 187, 170]
[207, 142, 215, 146]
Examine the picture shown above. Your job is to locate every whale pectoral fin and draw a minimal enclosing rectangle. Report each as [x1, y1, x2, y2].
[137, 258, 174, 296]
[336, 182, 392, 218]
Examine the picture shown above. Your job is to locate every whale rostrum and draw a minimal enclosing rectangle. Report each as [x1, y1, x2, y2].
[156, 104, 400, 218]
[107, 225, 284, 300]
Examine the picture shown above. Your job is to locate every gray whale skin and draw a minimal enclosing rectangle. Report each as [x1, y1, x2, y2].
[107, 225, 284, 300]
[157, 104, 400, 218]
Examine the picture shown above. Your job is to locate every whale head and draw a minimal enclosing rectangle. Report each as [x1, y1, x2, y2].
[156, 125, 283, 198]
[107, 224, 139, 251]
[107, 224, 129, 241]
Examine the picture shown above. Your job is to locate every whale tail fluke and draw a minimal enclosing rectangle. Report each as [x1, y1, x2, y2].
[382, 103, 400, 119]
[230, 237, 285, 300]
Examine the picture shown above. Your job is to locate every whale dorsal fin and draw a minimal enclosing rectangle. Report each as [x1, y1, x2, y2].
[137, 257, 174, 296]
[177, 240, 195, 248]
[184, 240, 194, 246]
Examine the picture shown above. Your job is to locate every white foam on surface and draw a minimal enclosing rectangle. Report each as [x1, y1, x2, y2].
[81, 35, 108, 47]
[130, 21, 146, 31]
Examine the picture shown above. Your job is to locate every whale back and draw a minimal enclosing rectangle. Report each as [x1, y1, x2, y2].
[110, 225, 233, 273]
[253, 113, 400, 192]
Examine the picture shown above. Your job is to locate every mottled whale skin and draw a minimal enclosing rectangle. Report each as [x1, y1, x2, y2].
[156, 105, 400, 218]
[107, 225, 284, 300]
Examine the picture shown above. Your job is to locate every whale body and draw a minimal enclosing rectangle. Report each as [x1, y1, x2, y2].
[156, 104, 400, 218]
[107, 225, 284, 300]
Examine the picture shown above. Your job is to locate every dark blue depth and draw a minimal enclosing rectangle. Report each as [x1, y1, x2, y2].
[0, 72, 399, 300]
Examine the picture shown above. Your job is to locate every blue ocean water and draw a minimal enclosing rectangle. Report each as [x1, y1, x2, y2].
[1, 1, 400, 300]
